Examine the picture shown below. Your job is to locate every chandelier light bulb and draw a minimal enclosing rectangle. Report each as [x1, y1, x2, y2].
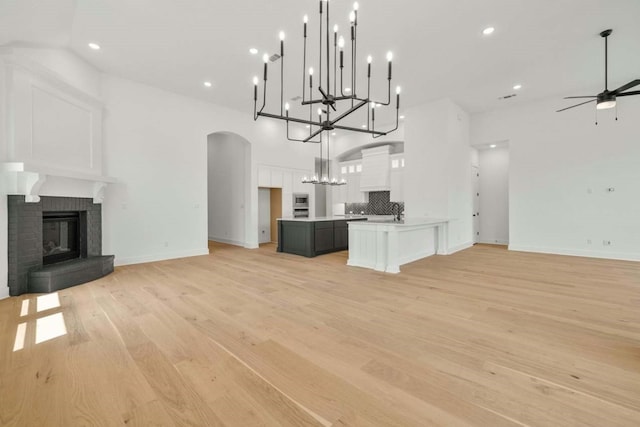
[252, 76, 259, 85]
[367, 55, 372, 64]
[349, 11, 355, 23]
[285, 102, 290, 111]
[279, 31, 285, 41]
[370, 102, 375, 109]
[309, 67, 314, 76]
[386, 51, 393, 62]
[334, 24, 339, 33]
[338, 36, 345, 49]
[396, 86, 402, 94]
[317, 108, 323, 116]
[303, 15, 308, 23]
[263, 53, 269, 63]
[353, 2, 359, 11]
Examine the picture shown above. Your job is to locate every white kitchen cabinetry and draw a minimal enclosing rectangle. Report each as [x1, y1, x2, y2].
[336, 160, 368, 203]
[258, 165, 283, 188]
[360, 146, 391, 192]
[390, 169, 404, 202]
[389, 153, 405, 202]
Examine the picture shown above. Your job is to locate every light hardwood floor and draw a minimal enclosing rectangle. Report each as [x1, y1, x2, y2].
[1, 243, 639, 426]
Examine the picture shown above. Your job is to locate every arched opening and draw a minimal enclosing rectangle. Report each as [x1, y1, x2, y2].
[207, 132, 252, 248]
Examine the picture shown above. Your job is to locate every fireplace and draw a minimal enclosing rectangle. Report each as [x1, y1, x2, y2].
[42, 212, 81, 265]
[7, 196, 114, 296]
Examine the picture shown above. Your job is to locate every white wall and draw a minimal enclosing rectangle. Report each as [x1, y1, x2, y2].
[9, 46, 102, 99]
[404, 98, 473, 253]
[258, 188, 271, 244]
[478, 147, 509, 244]
[472, 97, 640, 260]
[208, 133, 249, 246]
[100, 74, 318, 264]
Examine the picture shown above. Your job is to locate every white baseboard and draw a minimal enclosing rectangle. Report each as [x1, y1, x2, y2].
[115, 248, 210, 267]
[508, 244, 640, 262]
[208, 236, 246, 248]
[446, 241, 474, 255]
[0, 288, 8, 300]
[478, 239, 509, 245]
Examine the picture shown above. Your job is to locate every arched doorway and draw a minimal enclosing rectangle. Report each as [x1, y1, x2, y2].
[207, 132, 253, 248]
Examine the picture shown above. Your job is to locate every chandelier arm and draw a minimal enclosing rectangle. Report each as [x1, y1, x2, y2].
[302, 20, 307, 103]
[302, 98, 331, 106]
[350, 22, 355, 107]
[340, 66, 345, 97]
[319, 0, 323, 96]
[332, 124, 387, 136]
[372, 109, 399, 139]
[326, 0, 330, 96]
[354, 13, 358, 98]
[304, 127, 324, 143]
[328, 99, 368, 124]
[376, 79, 392, 106]
[286, 116, 321, 143]
[334, 30, 337, 97]
[258, 111, 322, 127]
[317, 87, 337, 111]
[280, 55, 284, 116]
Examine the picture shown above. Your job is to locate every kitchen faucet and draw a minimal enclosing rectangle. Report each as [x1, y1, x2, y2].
[391, 203, 402, 221]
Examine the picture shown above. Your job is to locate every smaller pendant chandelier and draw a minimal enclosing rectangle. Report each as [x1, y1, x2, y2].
[252, 0, 402, 186]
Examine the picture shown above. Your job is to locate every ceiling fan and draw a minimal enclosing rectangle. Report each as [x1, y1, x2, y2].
[557, 29, 639, 114]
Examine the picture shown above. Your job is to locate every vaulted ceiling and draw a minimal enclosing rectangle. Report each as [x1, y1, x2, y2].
[2, 0, 639, 118]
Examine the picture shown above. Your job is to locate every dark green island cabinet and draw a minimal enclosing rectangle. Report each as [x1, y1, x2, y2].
[277, 218, 368, 257]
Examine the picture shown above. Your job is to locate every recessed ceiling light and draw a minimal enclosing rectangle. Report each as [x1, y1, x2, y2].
[345, 87, 352, 93]
[204, 81, 212, 88]
[399, 115, 405, 120]
[490, 144, 497, 148]
[88, 43, 101, 50]
[482, 27, 495, 36]
[249, 48, 258, 55]
[513, 84, 522, 90]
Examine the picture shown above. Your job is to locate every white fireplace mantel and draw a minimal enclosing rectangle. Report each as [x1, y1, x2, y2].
[2, 161, 116, 204]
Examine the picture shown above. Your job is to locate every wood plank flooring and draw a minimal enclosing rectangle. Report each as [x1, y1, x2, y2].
[1, 243, 639, 426]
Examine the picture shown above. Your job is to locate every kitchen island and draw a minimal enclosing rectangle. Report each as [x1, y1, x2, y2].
[277, 217, 368, 257]
[347, 218, 449, 273]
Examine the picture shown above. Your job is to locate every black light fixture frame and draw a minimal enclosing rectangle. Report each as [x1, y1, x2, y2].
[253, 0, 401, 147]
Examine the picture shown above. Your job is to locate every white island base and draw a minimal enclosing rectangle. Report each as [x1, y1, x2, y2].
[347, 218, 449, 274]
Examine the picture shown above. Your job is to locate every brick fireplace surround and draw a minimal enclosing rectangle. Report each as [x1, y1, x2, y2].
[7, 195, 113, 296]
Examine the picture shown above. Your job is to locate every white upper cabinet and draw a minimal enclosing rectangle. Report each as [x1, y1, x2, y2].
[336, 160, 368, 203]
[390, 153, 405, 202]
[360, 146, 391, 192]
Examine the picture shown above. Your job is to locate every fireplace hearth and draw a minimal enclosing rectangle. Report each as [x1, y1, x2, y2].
[7, 196, 114, 296]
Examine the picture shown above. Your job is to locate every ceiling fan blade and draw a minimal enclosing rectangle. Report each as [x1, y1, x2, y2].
[564, 96, 597, 99]
[556, 99, 596, 112]
[611, 79, 640, 95]
[617, 90, 640, 97]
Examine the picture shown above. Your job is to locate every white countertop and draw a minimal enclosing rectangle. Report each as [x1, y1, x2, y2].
[277, 216, 369, 222]
[350, 217, 449, 227]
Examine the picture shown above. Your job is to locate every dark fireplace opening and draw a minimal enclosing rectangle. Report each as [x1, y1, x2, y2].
[42, 211, 81, 265]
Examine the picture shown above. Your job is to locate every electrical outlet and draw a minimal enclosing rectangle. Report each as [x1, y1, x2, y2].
[602, 240, 611, 246]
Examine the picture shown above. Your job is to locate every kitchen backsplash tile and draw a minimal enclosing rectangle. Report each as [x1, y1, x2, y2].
[345, 191, 404, 215]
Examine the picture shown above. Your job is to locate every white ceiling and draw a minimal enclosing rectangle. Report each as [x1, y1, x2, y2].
[2, 0, 639, 119]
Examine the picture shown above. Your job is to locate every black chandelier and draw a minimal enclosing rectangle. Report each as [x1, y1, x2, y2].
[252, 0, 402, 185]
